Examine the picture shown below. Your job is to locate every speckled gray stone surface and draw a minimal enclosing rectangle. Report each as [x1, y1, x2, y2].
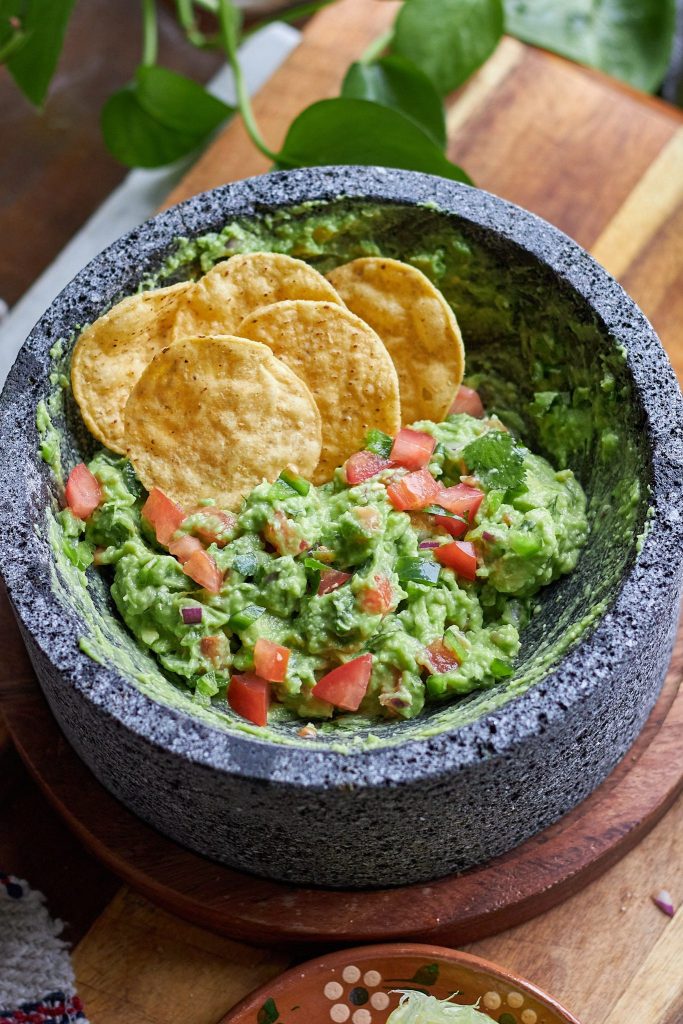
[1, 167, 682, 889]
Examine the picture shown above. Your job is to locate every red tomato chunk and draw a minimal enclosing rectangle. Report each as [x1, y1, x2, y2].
[345, 450, 393, 485]
[254, 637, 290, 683]
[386, 468, 441, 511]
[65, 463, 102, 520]
[312, 653, 373, 711]
[182, 548, 224, 593]
[229, 673, 270, 727]
[168, 534, 204, 564]
[390, 428, 436, 470]
[435, 540, 478, 581]
[359, 574, 394, 615]
[449, 385, 485, 418]
[142, 487, 185, 545]
[425, 639, 460, 674]
[318, 569, 352, 595]
[432, 483, 484, 538]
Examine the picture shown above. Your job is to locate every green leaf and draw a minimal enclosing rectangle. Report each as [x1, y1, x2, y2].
[257, 998, 279, 1024]
[342, 55, 446, 148]
[393, 0, 504, 96]
[461, 431, 526, 494]
[136, 65, 233, 135]
[504, 0, 676, 93]
[276, 98, 471, 183]
[0, 0, 76, 106]
[101, 86, 204, 169]
[396, 556, 441, 588]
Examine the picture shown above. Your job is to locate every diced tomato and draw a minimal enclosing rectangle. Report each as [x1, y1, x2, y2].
[354, 505, 381, 531]
[168, 534, 204, 564]
[431, 482, 484, 537]
[345, 450, 393, 485]
[425, 639, 461, 674]
[142, 487, 185, 545]
[390, 428, 436, 470]
[200, 634, 228, 663]
[263, 510, 308, 556]
[318, 569, 352, 596]
[182, 549, 224, 593]
[228, 673, 270, 727]
[254, 637, 290, 683]
[432, 514, 468, 539]
[435, 540, 478, 581]
[65, 463, 102, 520]
[386, 468, 441, 511]
[185, 508, 236, 548]
[449, 385, 485, 418]
[359, 574, 395, 615]
[312, 653, 373, 711]
[439, 482, 484, 517]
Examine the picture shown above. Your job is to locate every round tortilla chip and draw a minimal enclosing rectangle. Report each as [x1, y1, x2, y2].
[238, 300, 401, 484]
[172, 252, 343, 339]
[123, 335, 322, 509]
[326, 257, 465, 424]
[71, 282, 190, 454]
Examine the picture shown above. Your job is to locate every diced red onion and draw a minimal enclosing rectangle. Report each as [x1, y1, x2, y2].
[652, 890, 675, 917]
[482, 531, 495, 542]
[418, 540, 440, 549]
[181, 605, 203, 625]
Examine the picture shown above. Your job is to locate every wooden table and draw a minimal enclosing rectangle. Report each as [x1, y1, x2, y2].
[3, 2, 683, 1022]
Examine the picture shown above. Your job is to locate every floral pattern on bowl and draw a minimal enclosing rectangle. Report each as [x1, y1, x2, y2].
[223, 944, 582, 1024]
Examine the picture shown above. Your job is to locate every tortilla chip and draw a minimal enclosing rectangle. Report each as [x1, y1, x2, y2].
[326, 257, 465, 424]
[172, 252, 343, 339]
[238, 300, 401, 484]
[71, 282, 190, 454]
[124, 335, 322, 508]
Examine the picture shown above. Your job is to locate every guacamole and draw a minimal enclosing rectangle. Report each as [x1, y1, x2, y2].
[60, 412, 587, 723]
[38, 198, 651, 746]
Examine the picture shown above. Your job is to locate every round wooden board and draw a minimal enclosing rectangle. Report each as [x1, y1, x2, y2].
[1, 589, 682, 948]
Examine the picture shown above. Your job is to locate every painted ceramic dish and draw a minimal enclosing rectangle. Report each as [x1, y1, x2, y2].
[0, 167, 682, 888]
[222, 944, 582, 1024]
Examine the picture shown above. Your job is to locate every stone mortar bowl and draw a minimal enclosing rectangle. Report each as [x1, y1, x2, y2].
[1, 167, 682, 889]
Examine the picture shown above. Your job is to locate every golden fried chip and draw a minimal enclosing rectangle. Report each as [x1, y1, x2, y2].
[172, 252, 343, 339]
[326, 257, 465, 424]
[71, 282, 190, 454]
[124, 335, 322, 508]
[238, 301, 401, 484]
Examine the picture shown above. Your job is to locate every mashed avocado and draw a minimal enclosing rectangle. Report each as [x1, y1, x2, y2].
[38, 198, 649, 746]
[64, 413, 587, 722]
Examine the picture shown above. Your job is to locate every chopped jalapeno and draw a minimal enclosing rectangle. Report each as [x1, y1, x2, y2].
[228, 604, 265, 631]
[278, 466, 311, 496]
[232, 552, 258, 577]
[364, 428, 393, 459]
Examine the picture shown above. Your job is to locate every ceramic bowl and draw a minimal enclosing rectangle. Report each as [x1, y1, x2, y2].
[1, 167, 682, 888]
[222, 943, 582, 1024]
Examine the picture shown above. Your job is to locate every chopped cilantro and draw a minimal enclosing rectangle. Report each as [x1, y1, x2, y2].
[461, 431, 526, 496]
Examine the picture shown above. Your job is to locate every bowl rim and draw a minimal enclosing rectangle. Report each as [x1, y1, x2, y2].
[220, 941, 584, 1024]
[1, 165, 682, 787]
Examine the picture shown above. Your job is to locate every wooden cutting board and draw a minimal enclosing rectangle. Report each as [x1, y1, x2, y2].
[6, 2, 683, 1022]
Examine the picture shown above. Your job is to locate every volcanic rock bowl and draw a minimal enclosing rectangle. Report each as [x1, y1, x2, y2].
[1, 167, 682, 889]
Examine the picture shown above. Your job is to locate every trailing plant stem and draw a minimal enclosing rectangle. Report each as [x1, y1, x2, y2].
[217, 0, 278, 162]
[141, 0, 158, 66]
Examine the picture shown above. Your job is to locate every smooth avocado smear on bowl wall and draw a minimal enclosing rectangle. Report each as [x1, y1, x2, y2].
[38, 198, 648, 751]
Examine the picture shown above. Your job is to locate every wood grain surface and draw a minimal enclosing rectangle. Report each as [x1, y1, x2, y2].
[2, 2, 683, 1023]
